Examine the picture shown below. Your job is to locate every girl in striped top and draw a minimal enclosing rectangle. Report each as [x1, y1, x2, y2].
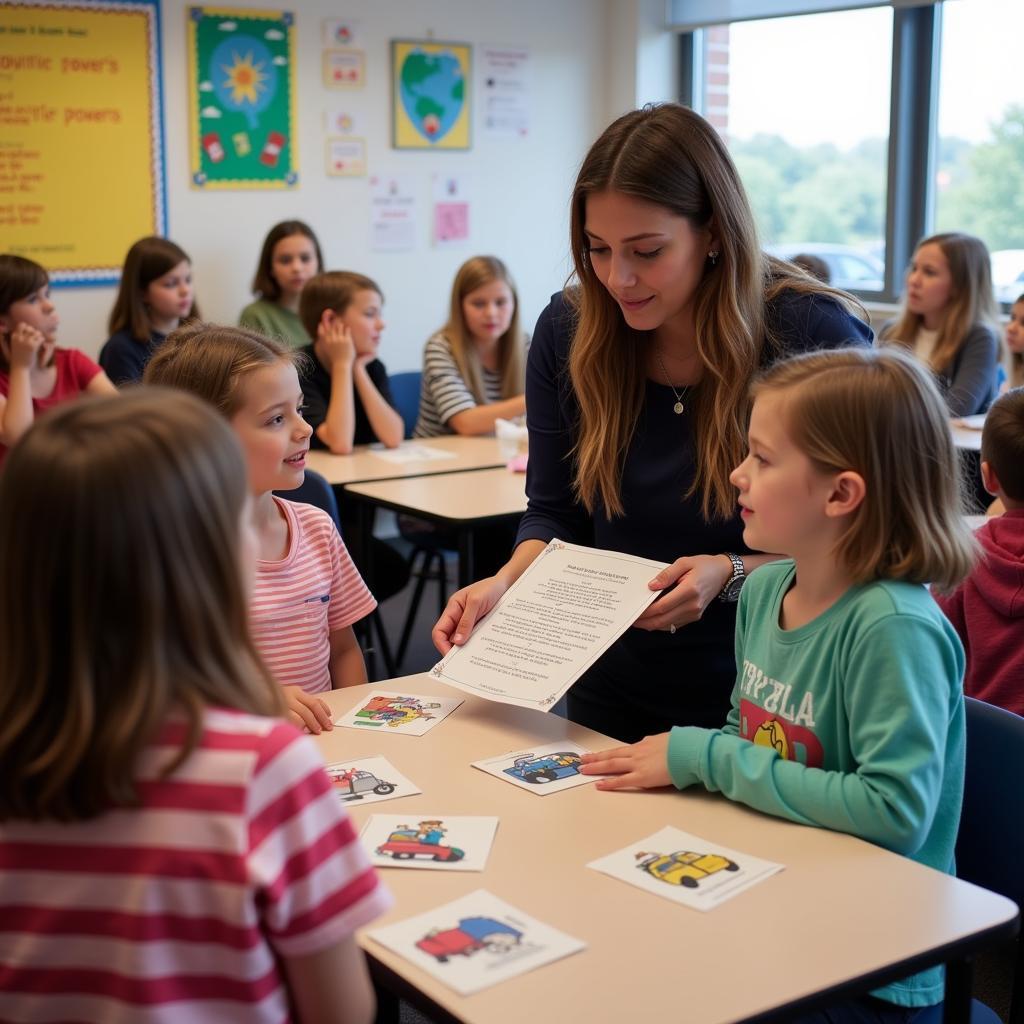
[146, 324, 376, 736]
[0, 389, 390, 1023]
[414, 255, 528, 437]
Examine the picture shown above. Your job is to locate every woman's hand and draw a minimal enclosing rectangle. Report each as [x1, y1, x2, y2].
[633, 554, 733, 633]
[432, 575, 510, 654]
[580, 733, 673, 790]
[283, 686, 335, 734]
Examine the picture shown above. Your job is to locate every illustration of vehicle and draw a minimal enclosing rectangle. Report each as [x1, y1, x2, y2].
[416, 916, 522, 963]
[201, 132, 225, 163]
[376, 829, 465, 862]
[259, 130, 286, 167]
[355, 695, 442, 729]
[503, 751, 582, 785]
[326, 767, 396, 802]
[635, 850, 740, 888]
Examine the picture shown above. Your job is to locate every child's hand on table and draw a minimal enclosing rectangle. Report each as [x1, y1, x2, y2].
[580, 733, 673, 790]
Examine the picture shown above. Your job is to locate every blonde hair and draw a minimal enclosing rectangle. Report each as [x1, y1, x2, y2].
[441, 256, 525, 403]
[753, 347, 978, 589]
[882, 232, 1000, 374]
[144, 321, 298, 416]
[0, 389, 282, 822]
[567, 103, 865, 521]
[298, 270, 381, 342]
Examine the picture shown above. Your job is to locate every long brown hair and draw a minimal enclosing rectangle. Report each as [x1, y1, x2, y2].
[0, 254, 50, 373]
[753, 347, 977, 589]
[251, 219, 324, 301]
[0, 389, 282, 822]
[108, 236, 200, 341]
[568, 103, 862, 521]
[439, 255, 525, 403]
[881, 232, 999, 373]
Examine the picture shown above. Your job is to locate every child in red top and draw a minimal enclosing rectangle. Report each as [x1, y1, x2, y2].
[0, 254, 115, 464]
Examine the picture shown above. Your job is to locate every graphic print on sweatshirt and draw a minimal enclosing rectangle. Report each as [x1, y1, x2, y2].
[737, 658, 824, 768]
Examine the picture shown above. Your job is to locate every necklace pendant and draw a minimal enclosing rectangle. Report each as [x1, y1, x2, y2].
[673, 401, 684, 415]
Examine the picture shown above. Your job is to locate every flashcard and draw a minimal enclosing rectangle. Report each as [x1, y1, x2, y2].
[324, 755, 421, 806]
[365, 889, 586, 995]
[360, 814, 499, 872]
[334, 691, 463, 736]
[587, 825, 784, 911]
[471, 740, 596, 796]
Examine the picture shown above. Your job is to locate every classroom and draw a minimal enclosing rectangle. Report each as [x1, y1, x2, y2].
[1, 0, 1023, 1022]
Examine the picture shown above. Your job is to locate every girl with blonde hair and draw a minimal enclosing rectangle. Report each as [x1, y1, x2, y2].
[880, 231, 1000, 416]
[414, 255, 527, 437]
[0, 389, 388, 1022]
[434, 103, 872, 741]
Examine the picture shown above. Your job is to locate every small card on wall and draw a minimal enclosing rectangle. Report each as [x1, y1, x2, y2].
[324, 108, 363, 135]
[360, 814, 499, 872]
[323, 48, 365, 88]
[471, 741, 596, 796]
[326, 136, 367, 177]
[587, 825, 784, 911]
[324, 755, 421, 806]
[322, 18, 360, 48]
[335, 691, 463, 736]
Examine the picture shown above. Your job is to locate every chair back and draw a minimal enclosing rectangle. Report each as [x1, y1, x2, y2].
[274, 468, 341, 532]
[389, 370, 422, 439]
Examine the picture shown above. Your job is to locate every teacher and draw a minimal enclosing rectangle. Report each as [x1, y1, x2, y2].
[433, 104, 872, 742]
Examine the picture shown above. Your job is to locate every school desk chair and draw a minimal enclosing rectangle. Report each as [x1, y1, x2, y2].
[275, 468, 396, 678]
[915, 697, 1024, 1024]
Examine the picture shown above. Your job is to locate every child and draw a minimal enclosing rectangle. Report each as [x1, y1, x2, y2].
[1003, 291, 1024, 392]
[0, 389, 389, 1022]
[145, 323, 376, 733]
[100, 236, 199, 385]
[934, 386, 1024, 716]
[297, 270, 403, 454]
[0, 254, 115, 465]
[582, 347, 976, 1019]
[240, 219, 324, 349]
[414, 255, 527, 438]
[879, 232, 1000, 416]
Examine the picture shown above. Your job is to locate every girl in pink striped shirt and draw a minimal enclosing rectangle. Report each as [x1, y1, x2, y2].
[0, 389, 390, 1023]
[145, 324, 377, 735]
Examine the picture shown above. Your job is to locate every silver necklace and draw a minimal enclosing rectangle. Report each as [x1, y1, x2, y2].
[654, 347, 690, 415]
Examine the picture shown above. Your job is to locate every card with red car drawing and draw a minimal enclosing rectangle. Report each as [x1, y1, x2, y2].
[471, 740, 597, 796]
[323, 755, 421, 806]
[365, 889, 586, 995]
[360, 814, 499, 872]
[334, 690, 463, 736]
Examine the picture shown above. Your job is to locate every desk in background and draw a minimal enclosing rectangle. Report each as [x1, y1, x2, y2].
[317, 676, 1018, 1024]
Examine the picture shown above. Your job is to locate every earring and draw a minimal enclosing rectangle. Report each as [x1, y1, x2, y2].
[708, 250, 720, 265]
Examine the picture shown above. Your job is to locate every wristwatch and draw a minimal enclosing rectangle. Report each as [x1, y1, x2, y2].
[717, 552, 746, 603]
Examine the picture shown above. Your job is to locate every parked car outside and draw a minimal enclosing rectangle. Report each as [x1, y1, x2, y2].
[768, 242, 885, 293]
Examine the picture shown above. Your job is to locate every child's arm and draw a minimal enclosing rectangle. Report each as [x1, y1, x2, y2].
[86, 370, 118, 396]
[281, 937, 376, 1024]
[329, 626, 368, 688]
[315, 321, 358, 454]
[353, 356, 403, 447]
[448, 393, 527, 436]
[0, 324, 44, 446]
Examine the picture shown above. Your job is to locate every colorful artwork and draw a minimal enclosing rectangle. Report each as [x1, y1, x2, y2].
[335, 691, 462, 736]
[391, 40, 471, 150]
[324, 755, 421, 807]
[361, 814, 499, 873]
[472, 741, 596, 796]
[187, 6, 297, 189]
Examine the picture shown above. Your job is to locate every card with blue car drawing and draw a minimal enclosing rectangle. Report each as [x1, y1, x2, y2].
[360, 814, 499, 872]
[334, 690, 463, 736]
[470, 740, 597, 795]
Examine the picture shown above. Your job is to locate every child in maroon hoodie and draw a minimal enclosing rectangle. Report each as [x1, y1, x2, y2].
[934, 386, 1024, 715]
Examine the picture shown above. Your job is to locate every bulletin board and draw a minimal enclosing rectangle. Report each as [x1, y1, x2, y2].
[0, 0, 165, 286]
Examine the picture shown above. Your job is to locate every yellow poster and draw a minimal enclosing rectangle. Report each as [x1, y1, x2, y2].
[0, 0, 163, 284]
[391, 40, 470, 151]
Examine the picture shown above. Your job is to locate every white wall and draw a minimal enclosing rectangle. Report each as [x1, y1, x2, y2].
[56, 0, 613, 367]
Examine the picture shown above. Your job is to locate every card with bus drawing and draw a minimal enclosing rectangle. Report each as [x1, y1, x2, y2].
[365, 889, 586, 995]
[587, 825, 784, 910]
[334, 691, 463, 736]
[323, 755, 421, 806]
[470, 740, 596, 796]
[360, 814, 499, 872]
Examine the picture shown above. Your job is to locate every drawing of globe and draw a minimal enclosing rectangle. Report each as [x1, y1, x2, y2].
[399, 48, 465, 143]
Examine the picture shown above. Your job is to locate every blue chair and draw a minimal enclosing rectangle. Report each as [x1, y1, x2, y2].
[915, 698, 1024, 1024]
[388, 370, 422, 440]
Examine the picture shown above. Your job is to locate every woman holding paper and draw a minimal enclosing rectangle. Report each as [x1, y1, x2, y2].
[433, 103, 872, 742]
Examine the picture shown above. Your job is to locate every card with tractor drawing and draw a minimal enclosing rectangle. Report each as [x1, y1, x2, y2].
[587, 825, 784, 910]
[360, 814, 499, 872]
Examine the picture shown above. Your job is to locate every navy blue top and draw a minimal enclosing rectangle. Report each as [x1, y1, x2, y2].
[99, 329, 166, 387]
[516, 288, 874, 681]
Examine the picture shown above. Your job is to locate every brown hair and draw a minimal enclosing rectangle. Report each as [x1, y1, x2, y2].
[881, 232, 999, 373]
[981, 386, 1024, 503]
[144, 321, 298, 417]
[752, 347, 977, 589]
[251, 220, 324, 301]
[440, 255, 525, 403]
[1006, 293, 1024, 390]
[0, 389, 282, 822]
[0, 254, 50, 373]
[567, 103, 865, 521]
[299, 270, 382, 342]
[108, 236, 200, 342]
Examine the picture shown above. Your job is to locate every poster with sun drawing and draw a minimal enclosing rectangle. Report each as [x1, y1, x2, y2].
[391, 40, 471, 151]
[187, 6, 297, 189]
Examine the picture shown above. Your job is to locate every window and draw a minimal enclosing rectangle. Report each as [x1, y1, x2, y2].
[699, 7, 893, 294]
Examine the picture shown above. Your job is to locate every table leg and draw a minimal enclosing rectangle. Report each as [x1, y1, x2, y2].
[942, 957, 974, 1024]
